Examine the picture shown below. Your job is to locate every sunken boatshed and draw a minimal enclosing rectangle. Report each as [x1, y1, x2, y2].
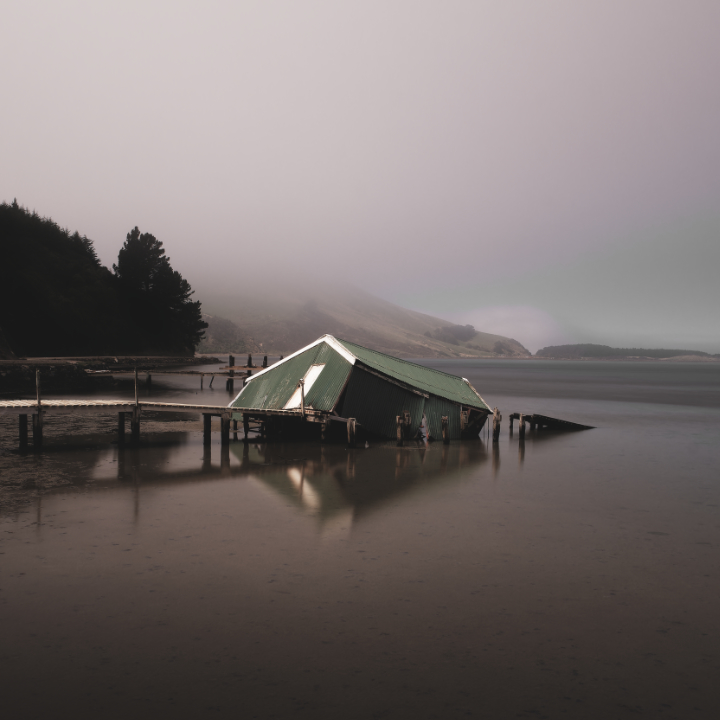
[229, 335, 491, 442]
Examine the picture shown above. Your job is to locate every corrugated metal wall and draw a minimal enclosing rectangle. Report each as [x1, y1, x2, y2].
[340, 367, 426, 439]
[338, 339, 490, 411]
[232, 342, 352, 412]
[424, 395, 463, 441]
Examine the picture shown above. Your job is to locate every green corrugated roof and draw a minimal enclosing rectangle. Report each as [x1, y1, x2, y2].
[230, 335, 489, 415]
[230, 341, 352, 412]
[336, 338, 490, 411]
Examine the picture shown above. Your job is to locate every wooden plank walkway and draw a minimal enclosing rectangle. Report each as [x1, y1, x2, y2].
[0, 396, 328, 452]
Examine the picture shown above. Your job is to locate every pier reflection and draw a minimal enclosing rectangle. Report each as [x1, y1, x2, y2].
[100, 437, 492, 530]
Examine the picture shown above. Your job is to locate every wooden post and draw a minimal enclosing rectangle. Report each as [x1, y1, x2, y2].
[518, 413, 525, 439]
[221, 413, 230, 446]
[300, 379, 305, 419]
[247, 353, 253, 368]
[118, 413, 126, 445]
[441, 415, 449, 445]
[530, 415, 536, 431]
[396, 415, 404, 447]
[36, 369, 41, 409]
[134, 367, 139, 406]
[203, 413, 211, 446]
[492, 407, 501, 444]
[209, 375, 214, 388]
[243, 415, 250, 442]
[403, 411, 411, 440]
[509, 414, 514, 433]
[262, 355, 268, 368]
[347, 418, 356, 447]
[32, 412, 43, 450]
[201, 375, 204, 390]
[227, 355, 235, 393]
[320, 419, 328, 443]
[146, 373, 152, 387]
[19, 414, 28, 451]
[131, 407, 140, 444]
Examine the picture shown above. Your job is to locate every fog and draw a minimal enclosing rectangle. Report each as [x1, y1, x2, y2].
[2, 1, 718, 352]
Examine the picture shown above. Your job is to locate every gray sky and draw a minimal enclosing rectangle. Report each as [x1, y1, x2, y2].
[3, 1, 719, 352]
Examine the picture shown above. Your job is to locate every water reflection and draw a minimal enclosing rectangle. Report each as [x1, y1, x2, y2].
[91, 437, 492, 531]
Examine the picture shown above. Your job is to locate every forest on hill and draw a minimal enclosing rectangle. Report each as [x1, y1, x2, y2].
[536, 343, 719, 360]
[0, 201, 206, 357]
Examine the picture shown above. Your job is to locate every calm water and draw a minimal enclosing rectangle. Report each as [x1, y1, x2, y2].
[1, 360, 719, 719]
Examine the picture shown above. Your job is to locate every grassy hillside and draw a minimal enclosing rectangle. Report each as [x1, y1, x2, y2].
[198, 285, 530, 358]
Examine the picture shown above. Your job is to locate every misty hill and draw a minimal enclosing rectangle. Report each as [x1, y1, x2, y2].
[536, 343, 719, 360]
[198, 285, 530, 358]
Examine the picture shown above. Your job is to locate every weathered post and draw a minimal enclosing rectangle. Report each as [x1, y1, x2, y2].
[118, 413, 126, 446]
[320, 418, 328, 443]
[530, 415, 536, 432]
[203, 413, 211, 446]
[492, 407, 502, 444]
[403, 411, 411, 440]
[131, 407, 141, 444]
[247, 353, 253, 368]
[19, 414, 28, 451]
[441, 416, 450, 445]
[146, 373, 152, 387]
[347, 417, 356, 447]
[32, 413, 44, 450]
[221, 413, 231, 446]
[227, 355, 235, 393]
[201, 375, 204, 390]
[132, 369, 140, 444]
[509, 414, 514, 434]
[396, 415, 404, 446]
[243, 415, 250, 442]
[33, 370, 43, 450]
[518, 413, 525, 439]
[300, 379, 305, 419]
[262, 355, 268, 368]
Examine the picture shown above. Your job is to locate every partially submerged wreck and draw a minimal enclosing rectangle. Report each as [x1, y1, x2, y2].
[229, 335, 491, 442]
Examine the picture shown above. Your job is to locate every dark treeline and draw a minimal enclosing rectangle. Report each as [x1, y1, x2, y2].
[536, 343, 717, 359]
[0, 200, 206, 357]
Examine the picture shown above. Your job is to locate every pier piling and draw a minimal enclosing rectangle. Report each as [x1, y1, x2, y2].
[118, 412, 126, 445]
[348, 418, 357, 447]
[203, 414, 211, 446]
[19, 414, 28, 451]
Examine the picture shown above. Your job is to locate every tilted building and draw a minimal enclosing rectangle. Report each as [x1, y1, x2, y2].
[229, 335, 491, 441]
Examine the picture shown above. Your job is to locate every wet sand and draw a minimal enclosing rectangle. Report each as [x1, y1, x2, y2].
[1, 362, 719, 718]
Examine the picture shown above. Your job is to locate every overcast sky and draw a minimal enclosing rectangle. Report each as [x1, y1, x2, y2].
[2, 1, 719, 352]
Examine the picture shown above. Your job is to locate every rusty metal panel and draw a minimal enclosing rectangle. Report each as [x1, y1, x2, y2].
[336, 339, 490, 412]
[340, 367, 426, 439]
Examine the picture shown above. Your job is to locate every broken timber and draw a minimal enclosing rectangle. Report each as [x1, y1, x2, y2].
[509, 413, 594, 432]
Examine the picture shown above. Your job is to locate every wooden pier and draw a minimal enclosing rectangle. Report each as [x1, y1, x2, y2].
[0, 397, 332, 452]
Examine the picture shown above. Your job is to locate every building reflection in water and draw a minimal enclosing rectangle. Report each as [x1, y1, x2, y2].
[97, 435, 493, 533]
